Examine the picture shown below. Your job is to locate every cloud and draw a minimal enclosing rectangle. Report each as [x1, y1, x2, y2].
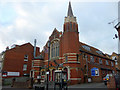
[0, 1, 118, 55]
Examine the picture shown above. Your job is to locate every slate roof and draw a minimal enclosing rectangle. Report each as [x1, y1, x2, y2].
[79, 42, 113, 60]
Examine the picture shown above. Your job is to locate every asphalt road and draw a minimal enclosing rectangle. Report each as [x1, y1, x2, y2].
[2, 82, 107, 90]
[68, 82, 107, 88]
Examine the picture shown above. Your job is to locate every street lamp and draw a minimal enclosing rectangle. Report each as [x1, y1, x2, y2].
[46, 40, 50, 90]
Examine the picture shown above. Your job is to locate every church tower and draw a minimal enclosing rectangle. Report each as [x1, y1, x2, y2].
[62, 2, 79, 54]
[58, 2, 80, 84]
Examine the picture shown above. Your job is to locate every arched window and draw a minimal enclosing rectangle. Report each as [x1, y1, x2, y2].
[50, 41, 59, 58]
[56, 42, 59, 56]
[58, 45, 59, 56]
[53, 43, 55, 57]
[56, 46, 57, 56]
[51, 44, 53, 58]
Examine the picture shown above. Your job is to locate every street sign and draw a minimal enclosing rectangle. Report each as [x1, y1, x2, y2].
[7, 72, 20, 76]
[91, 67, 99, 76]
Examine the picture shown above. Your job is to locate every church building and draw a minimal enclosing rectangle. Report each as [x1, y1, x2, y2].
[31, 2, 116, 85]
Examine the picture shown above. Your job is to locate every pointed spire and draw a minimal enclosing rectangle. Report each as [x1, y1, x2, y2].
[67, 1, 73, 17]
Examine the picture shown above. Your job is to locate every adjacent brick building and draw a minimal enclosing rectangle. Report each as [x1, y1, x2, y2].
[106, 52, 120, 73]
[2, 43, 40, 78]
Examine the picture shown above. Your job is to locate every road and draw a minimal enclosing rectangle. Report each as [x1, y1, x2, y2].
[68, 82, 107, 88]
[2, 82, 107, 90]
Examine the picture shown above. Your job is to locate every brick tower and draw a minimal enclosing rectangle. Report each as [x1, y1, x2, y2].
[61, 2, 79, 54]
[59, 2, 81, 84]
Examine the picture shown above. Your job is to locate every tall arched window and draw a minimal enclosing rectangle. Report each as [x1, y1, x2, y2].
[57, 45, 59, 56]
[50, 41, 59, 58]
[56, 45, 58, 56]
[51, 44, 53, 58]
[53, 43, 55, 57]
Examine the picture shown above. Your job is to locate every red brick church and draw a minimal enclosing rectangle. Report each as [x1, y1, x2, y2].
[31, 2, 116, 84]
[2, 2, 116, 85]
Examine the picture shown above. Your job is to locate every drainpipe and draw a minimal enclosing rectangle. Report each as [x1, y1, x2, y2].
[86, 55, 88, 81]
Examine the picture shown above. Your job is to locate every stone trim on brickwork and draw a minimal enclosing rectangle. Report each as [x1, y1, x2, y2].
[68, 58, 76, 60]
[44, 60, 48, 62]
[51, 38, 60, 43]
[59, 57, 64, 59]
[70, 78, 81, 80]
[63, 53, 77, 56]
[68, 56, 77, 57]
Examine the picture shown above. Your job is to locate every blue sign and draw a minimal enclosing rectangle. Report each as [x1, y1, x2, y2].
[91, 67, 99, 76]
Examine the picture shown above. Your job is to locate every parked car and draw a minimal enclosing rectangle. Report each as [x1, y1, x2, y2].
[103, 74, 111, 85]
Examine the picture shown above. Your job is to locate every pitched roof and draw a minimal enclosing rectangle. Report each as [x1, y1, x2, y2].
[49, 28, 61, 40]
[5, 43, 34, 52]
[67, 1, 74, 17]
[79, 42, 112, 60]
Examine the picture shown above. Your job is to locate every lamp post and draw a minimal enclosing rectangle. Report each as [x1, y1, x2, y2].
[46, 40, 50, 90]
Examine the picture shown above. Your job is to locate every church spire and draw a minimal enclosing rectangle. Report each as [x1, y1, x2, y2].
[64, 2, 77, 23]
[67, 1, 73, 17]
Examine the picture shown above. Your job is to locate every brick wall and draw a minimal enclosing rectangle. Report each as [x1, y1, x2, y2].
[2, 43, 40, 78]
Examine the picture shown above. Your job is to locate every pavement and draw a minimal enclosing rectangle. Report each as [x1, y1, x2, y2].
[2, 82, 107, 90]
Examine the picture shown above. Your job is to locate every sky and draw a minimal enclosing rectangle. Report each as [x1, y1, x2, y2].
[0, 0, 119, 55]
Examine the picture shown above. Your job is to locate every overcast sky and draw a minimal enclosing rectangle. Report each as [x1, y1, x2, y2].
[0, 0, 119, 55]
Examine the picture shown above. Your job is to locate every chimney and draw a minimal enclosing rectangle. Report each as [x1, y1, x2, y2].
[34, 39, 36, 58]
